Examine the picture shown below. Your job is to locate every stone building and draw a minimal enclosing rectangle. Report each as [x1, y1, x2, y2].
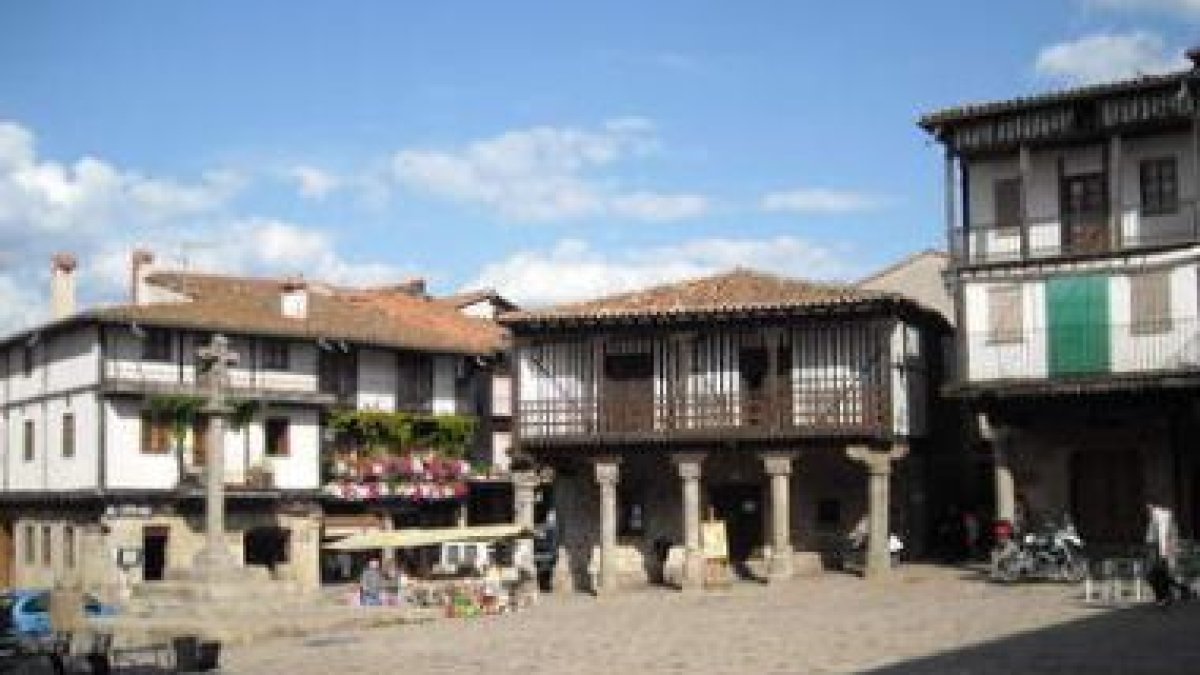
[500, 269, 947, 591]
[921, 48, 1200, 544]
[0, 251, 505, 597]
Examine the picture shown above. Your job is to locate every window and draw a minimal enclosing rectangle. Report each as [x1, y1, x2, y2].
[61, 412, 75, 459]
[41, 525, 51, 567]
[22, 525, 34, 565]
[265, 417, 290, 457]
[64, 526, 75, 569]
[262, 341, 290, 371]
[140, 411, 172, 454]
[22, 419, 34, 462]
[142, 328, 173, 363]
[987, 286, 1024, 344]
[993, 177, 1023, 232]
[1140, 157, 1179, 217]
[1131, 271, 1172, 335]
[618, 489, 645, 537]
[21, 345, 33, 378]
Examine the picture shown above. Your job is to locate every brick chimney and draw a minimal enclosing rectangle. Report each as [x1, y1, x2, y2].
[50, 252, 77, 319]
[130, 249, 155, 305]
[281, 277, 308, 319]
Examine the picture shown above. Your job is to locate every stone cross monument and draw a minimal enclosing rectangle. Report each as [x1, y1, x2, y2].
[192, 334, 241, 577]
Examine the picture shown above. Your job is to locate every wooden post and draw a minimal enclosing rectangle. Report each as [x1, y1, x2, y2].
[1109, 135, 1122, 251]
[1019, 144, 1032, 259]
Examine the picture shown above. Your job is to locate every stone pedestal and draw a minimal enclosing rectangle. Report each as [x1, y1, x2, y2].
[761, 452, 796, 582]
[593, 458, 621, 594]
[513, 471, 539, 582]
[672, 453, 706, 591]
[848, 444, 907, 581]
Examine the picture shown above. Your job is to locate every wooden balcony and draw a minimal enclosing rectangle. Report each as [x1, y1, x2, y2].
[517, 385, 889, 446]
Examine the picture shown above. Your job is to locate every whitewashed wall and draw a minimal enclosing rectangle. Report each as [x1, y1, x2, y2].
[965, 258, 1200, 381]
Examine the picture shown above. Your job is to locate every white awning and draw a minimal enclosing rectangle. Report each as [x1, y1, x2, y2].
[322, 523, 530, 551]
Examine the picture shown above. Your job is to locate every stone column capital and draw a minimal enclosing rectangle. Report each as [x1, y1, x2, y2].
[593, 457, 621, 486]
[846, 444, 906, 475]
[759, 451, 797, 477]
[671, 452, 706, 480]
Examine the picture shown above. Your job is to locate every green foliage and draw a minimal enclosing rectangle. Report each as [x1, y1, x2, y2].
[327, 409, 477, 458]
[147, 394, 205, 444]
[228, 398, 258, 430]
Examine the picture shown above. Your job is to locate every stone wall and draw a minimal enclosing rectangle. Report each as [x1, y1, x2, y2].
[9, 501, 321, 602]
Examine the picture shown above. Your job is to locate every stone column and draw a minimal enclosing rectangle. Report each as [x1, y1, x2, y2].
[593, 458, 621, 593]
[672, 453, 706, 590]
[847, 444, 907, 580]
[193, 334, 240, 577]
[513, 470, 539, 581]
[978, 413, 1015, 525]
[761, 452, 796, 582]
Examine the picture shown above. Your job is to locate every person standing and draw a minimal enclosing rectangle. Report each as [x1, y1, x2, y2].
[360, 558, 384, 607]
[1146, 502, 1182, 607]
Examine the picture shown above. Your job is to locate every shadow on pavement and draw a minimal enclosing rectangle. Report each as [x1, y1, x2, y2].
[865, 600, 1200, 674]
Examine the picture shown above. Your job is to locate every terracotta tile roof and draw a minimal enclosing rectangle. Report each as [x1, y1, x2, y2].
[919, 70, 1188, 131]
[90, 272, 506, 355]
[500, 269, 904, 326]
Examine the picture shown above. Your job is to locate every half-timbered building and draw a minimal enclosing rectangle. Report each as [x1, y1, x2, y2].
[920, 48, 1200, 547]
[501, 269, 946, 590]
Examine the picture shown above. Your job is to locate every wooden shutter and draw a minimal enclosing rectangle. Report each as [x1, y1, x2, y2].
[1130, 272, 1172, 335]
[987, 286, 1024, 344]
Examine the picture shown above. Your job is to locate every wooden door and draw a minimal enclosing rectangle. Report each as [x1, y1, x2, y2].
[602, 353, 654, 433]
[0, 523, 12, 588]
[1071, 449, 1144, 545]
[1047, 275, 1110, 376]
[1061, 173, 1109, 254]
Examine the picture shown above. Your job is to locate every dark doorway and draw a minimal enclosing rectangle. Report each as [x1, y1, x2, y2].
[708, 484, 764, 566]
[244, 526, 291, 571]
[142, 526, 169, 582]
[602, 352, 654, 433]
[1071, 449, 1144, 544]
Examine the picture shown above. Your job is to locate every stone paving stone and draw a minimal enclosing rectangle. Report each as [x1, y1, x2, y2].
[222, 565, 1200, 674]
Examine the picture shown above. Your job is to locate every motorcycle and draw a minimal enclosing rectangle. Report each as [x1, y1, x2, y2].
[991, 515, 1087, 583]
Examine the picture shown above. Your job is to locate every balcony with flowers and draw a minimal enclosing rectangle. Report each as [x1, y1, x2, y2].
[322, 410, 481, 503]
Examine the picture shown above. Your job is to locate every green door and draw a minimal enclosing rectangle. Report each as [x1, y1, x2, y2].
[1047, 275, 1110, 376]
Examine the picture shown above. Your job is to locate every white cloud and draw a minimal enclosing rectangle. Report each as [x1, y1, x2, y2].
[1086, 0, 1200, 17]
[87, 218, 411, 296]
[0, 121, 240, 235]
[610, 192, 710, 221]
[1034, 32, 1188, 85]
[465, 236, 857, 307]
[287, 165, 341, 200]
[0, 120, 410, 335]
[760, 188, 882, 214]
[392, 118, 709, 222]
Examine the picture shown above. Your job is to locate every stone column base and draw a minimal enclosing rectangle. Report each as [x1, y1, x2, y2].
[681, 549, 705, 591]
[766, 547, 795, 582]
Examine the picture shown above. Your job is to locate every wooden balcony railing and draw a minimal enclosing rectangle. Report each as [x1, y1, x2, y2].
[517, 386, 888, 442]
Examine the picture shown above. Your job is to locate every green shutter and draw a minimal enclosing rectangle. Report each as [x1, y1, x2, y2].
[1047, 275, 1110, 376]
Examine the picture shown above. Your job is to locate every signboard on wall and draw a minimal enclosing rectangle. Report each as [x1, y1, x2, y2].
[701, 520, 728, 561]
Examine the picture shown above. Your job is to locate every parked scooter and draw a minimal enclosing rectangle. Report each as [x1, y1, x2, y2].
[991, 515, 1087, 583]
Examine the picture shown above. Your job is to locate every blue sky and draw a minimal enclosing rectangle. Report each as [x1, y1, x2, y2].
[1, 0, 1199, 331]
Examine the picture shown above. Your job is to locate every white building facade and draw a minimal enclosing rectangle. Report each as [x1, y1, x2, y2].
[922, 57, 1200, 545]
[0, 254, 506, 596]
